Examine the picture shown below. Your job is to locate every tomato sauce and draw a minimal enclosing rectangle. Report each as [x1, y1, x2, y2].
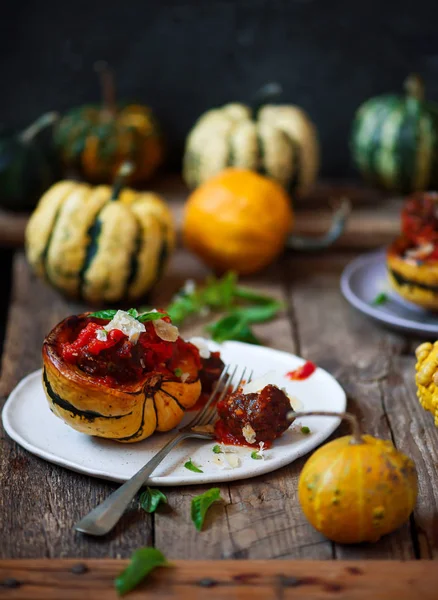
[286, 361, 316, 381]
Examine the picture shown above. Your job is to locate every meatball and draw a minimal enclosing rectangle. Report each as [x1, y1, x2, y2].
[216, 384, 292, 444]
[199, 351, 225, 393]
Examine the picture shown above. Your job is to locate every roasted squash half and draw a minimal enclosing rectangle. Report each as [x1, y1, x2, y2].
[387, 236, 438, 310]
[42, 314, 202, 443]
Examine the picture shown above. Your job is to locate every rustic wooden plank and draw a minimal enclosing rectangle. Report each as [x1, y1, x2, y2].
[0, 559, 437, 599]
[382, 355, 438, 558]
[285, 252, 424, 559]
[0, 255, 154, 558]
[153, 250, 332, 559]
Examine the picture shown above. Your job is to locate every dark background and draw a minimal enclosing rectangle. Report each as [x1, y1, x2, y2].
[2, 0, 438, 176]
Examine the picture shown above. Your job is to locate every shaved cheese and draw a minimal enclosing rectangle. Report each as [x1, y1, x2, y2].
[406, 243, 434, 260]
[241, 371, 276, 394]
[181, 372, 190, 383]
[96, 329, 108, 341]
[242, 423, 256, 444]
[189, 337, 211, 359]
[153, 319, 179, 342]
[104, 310, 145, 343]
[213, 451, 241, 470]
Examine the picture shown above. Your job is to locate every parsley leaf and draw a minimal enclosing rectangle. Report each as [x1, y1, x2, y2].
[139, 487, 167, 514]
[114, 547, 168, 596]
[301, 426, 311, 435]
[191, 488, 223, 531]
[212, 445, 223, 454]
[184, 459, 203, 473]
[207, 314, 261, 344]
[372, 292, 388, 306]
[251, 451, 262, 460]
[174, 368, 183, 377]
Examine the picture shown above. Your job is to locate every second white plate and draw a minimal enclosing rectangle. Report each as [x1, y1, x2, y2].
[2, 341, 346, 486]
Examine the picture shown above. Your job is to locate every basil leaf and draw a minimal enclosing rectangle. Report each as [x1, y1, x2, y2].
[127, 308, 139, 317]
[137, 311, 169, 323]
[114, 547, 168, 596]
[207, 314, 261, 345]
[372, 292, 388, 306]
[251, 451, 262, 460]
[139, 487, 168, 514]
[212, 445, 222, 454]
[191, 487, 223, 531]
[184, 459, 203, 473]
[89, 309, 117, 320]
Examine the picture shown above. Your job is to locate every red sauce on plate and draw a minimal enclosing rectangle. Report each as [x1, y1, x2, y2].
[286, 361, 316, 381]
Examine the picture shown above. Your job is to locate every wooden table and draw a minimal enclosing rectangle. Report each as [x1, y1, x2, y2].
[1, 181, 437, 598]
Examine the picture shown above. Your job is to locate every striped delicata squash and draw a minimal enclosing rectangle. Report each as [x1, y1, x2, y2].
[25, 164, 175, 304]
[351, 74, 438, 193]
[183, 83, 319, 195]
[43, 311, 203, 442]
[415, 341, 438, 427]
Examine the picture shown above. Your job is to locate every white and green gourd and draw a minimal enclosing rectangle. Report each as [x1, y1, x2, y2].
[351, 74, 438, 193]
[183, 83, 320, 195]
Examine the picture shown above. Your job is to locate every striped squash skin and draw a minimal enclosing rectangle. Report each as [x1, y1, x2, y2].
[351, 86, 438, 193]
[183, 102, 319, 195]
[25, 181, 174, 304]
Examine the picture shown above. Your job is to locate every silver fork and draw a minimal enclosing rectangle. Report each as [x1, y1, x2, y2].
[74, 364, 251, 536]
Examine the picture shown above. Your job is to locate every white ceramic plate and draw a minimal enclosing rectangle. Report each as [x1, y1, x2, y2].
[2, 341, 346, 486]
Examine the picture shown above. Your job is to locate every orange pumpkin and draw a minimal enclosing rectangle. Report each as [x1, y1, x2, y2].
[295, 411, 418, 544]
[183, 168, 294, 275]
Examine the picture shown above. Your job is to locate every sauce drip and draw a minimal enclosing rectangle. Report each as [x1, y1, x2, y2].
[286, 361, 316, 381]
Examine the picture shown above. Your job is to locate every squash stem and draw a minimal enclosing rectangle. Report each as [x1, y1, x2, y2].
[95, 61, 117, 118]
[19, 111, 59, 145]
[404, 74, 425, 102]
[111, 161, 134, 200]
[287, 410, 364, 444]
[252, 82, 283, 118]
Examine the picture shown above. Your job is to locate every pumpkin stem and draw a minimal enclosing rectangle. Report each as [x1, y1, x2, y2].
[404, 74, 425, 102]
[19, 111, 59, 145]
[287, 410, 364, 444]
[252, 82, 283, 118]
[111, 161, 134, 200]
[95, 60, 117, 119]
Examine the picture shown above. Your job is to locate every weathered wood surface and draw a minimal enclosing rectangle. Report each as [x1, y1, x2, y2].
[0, 212, 437, 564]
[1, 559, 437, 600]
[0, 176, 401, 249]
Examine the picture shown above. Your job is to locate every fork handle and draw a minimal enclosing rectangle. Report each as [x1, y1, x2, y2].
[74, 432, 189, 536]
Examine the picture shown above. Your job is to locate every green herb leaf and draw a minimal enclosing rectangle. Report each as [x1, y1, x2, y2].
[174, 368, 183, 378]
[89, 309, 117, 320]
[139, 487, 168, 514]
[191, 487, 223, 531]
[114, 547, 168, 596]
[207, 314, 261, 345]
[301, 426, 311, 435]
[184, 459, 203, 473]
[212, 445, 223, 454]
[231, 301, 282, 323]
[137, 311, 169, 323]
[127, 308, 139, 318]
[234, 286, 279, 305]
[251, 450, 262, 460]
[372, 292, 388, 306]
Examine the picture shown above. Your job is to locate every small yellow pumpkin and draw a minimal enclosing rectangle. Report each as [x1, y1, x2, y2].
[42, 314, 201, 443]
[183, 168, 294, 275]
[415, 341, 438, 426]
[295, 411, 418, 544]
[25, 164, 175, 304]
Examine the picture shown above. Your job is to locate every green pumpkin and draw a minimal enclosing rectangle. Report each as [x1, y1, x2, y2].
[183, 83, 319, 195]
[25, 164, 175, 304]
[0, 112, 59, 212]
[351, 74, 438, 193]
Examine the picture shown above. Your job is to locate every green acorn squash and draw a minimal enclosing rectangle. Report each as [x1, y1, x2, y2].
[183, 83, 319, 195]
[0, 112, 59, 211]
[25, 164, 175, 304]
[351, 74, 438, 193]
[54, 62, 164, 185]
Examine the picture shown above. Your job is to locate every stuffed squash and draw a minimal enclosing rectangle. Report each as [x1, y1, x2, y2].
[387, 192, 438, 310]
[42, 309, 222, 443]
